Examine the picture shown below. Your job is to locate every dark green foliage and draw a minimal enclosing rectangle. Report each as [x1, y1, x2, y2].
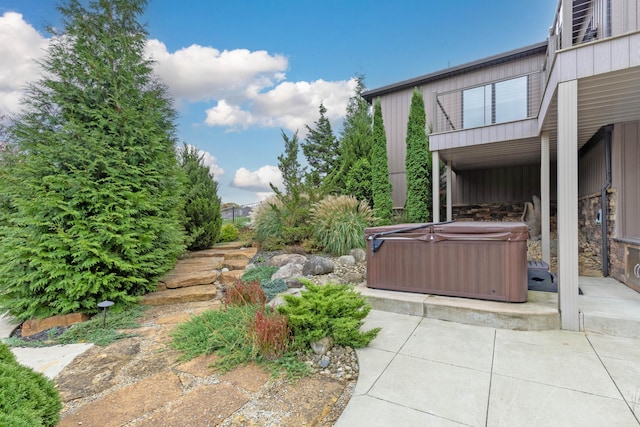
[266, 131, 313, 245]
[0, 0, 184, 321]
[240, 266, 286, 301]
[345, 158, 373, 206]
[0, 342, 62, 427]
[179, 143, 222, 250]
[278, 281, 380, 350]
[302, 103, 339, 187]
[405, 88, 432, 222]
[310, 195, 374, 255]
[241, 265, 279, 285]
[326, 75, 373, 195]
[219, 223, 239, 242]
[261, 279, 288, 301]
[371, 98, 394, 225]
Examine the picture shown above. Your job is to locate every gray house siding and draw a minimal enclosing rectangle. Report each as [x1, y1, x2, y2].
[377, 50, 546, 208]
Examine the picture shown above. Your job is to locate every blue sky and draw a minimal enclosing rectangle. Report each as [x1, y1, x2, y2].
[0, 0, 557, 204]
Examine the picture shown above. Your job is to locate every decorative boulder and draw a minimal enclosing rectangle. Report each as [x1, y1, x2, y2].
[269, 253, 308, 267]
[302, 256, 334, 276]
[271, 263, 304, 281]
[311, 337, 334, 355]
[350, 248, 366, 263]
[337, 255, 356, 266]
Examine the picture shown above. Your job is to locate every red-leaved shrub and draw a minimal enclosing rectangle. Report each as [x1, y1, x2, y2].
[249, 307, 290, 360]
[224, 280, 266, 306]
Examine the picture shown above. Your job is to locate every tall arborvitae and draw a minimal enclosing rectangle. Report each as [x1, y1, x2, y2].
[302, 103, 339, 187]
[179, 144, 222, 250]
[404, 88, 432, 223]
[325, 75, 372, 195]
[371, 98, 394, 225]
[0, 0, 184, 320]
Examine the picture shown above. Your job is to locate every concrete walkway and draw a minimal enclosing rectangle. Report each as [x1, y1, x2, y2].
[336, 310, 640, 427]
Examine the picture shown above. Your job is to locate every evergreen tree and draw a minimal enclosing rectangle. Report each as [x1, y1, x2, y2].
[344, 157, 372, 206]
[179, 143, 222, 250]
[269, 130, 310, 243]
[371, 98, 394, 225]
[0, 0, 184, 321]
[302, 103, 339, 187]
[404, 88, 432, 222]
[326, 75, 373, 195]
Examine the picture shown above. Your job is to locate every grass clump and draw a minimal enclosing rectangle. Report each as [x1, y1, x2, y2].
[171, 304, 307, 378]
[278, 280, 380, 350]
[240, 265, 286, 301]
[0, 342, 62, 427]
[310, 195, 374, 255]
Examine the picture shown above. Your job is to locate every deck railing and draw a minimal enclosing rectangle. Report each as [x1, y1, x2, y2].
[434, 71, 543, 134]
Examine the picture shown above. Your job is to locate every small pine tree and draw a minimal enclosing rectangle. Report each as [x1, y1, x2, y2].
[0, 0, 184, 320]
[405, 88, 432, 222]
[345, 158, 372, 206]
[325, 75, 372, 195]
[179, 143, 222, 250]
[268, 130, 311, 244]
[302, 103, 339, 187]
[371, 98, 394, 225]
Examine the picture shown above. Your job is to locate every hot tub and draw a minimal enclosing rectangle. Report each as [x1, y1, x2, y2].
[365, 221, 529, 302]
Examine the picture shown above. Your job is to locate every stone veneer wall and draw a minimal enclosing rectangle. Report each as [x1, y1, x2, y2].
[577, 191, 616, 276]
[451, 203, 528, 222]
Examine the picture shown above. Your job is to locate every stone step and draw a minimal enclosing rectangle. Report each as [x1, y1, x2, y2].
[161, 270, 220, 289]
[223, 259, 249, 271]
[214, 242, 250, 250]
[142, 285, 217, 306]
[219, 270, 244, 286]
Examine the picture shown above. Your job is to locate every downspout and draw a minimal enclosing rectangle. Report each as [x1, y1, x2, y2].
[601, 125, 613, 276]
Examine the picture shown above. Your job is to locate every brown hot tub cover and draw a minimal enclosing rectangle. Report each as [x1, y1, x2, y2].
[365, 221, 529, 302]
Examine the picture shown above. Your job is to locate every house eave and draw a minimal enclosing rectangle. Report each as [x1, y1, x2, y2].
[362, 41, 548, 102]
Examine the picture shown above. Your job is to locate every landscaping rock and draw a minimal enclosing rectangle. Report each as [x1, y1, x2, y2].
[311, 337, 334, 355]
[269, 253, 308, 267]
[271, 263, 304, 281]
[350, 248, 367, 263]
[162, 270, 220, 289]
[343, 272, 365, 284]
[337, 255, 356, 266]
[141, 285, 217, 306]
[319, 355, 331, 369]
[302, 256, 334, 276]
[21, 313, 91, 337]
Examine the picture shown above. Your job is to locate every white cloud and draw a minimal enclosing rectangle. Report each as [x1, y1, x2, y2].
[204, 78, 357, 134]
[145, 40, 288, 102]
[0, 13, 356, 136]
[185, 144, 224, 178]
[255, 192, 276, 201]
[231, 165, 283, 193]
[0, 12, 49, 116]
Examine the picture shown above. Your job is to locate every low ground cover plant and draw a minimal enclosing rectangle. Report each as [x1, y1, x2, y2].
[172, 276, 382, 379]
[3, 304, 145, 348]
[239, 265, 286, 301]
[218, 223, 239, 242]
[0, 342, 62, 427]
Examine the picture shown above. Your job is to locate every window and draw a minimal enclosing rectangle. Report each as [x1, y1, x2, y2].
[462, 76, 528, 128]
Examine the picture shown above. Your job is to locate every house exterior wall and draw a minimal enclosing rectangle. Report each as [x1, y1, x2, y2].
[379, 51, 546, 207]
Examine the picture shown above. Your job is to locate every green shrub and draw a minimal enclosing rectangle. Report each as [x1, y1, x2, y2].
[344, 157, 372, 206]
[179, 143, 222, 250]
[0, 343, 62, 427]
[219, 223, 239, 242]
[277, 280, 380, 350]
[310, 195, 374, 255]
